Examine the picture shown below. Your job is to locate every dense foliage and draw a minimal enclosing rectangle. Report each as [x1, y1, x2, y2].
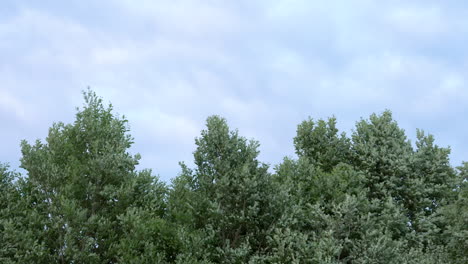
[1, 90, 466, 263]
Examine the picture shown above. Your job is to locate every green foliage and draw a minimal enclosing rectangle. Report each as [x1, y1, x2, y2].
[351, 110, 413, 201]
[437, 162, 468, 263]
[294, 117, 351, 172]
[1, 91, 465, 263]
[0, 163, 15, 218]
[276, 158, 365, 208]
[2, 90, 172, 263]
[412, 129, 454, 209]
[168, 116, 281, 263]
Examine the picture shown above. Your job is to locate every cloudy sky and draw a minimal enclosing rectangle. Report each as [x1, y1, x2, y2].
[1, 0, 467, 182]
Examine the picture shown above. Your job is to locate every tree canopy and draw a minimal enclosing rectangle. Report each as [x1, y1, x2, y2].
[1, 90, 466, 263]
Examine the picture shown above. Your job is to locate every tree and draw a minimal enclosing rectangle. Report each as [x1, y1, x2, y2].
[168, 116, 281, 262]
[11, 90, 171, 263]
[1, 165, 54, 262]
[294, 117, 351, 172]
[437, 162, 468, 263]
[351, 110, 413, 204]
[404, 130, 456, 235]
[271, 111, 453, 263]
[0, 163, 15, 217]
[1, 90, 466, 263]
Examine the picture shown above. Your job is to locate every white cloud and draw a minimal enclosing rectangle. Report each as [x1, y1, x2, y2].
[129, 106, 200, 145]
[0, 88, 27, 120]
[1, 0, 468, 179]
[92, 47, 133, 65]
[413, 72, 467, 114]
[0, 8, 94, 69]
[116, 0, 246, 38]
[387, 5, 448, 37]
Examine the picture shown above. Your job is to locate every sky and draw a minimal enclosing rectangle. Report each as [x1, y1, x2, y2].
[1, 0, 467, 182]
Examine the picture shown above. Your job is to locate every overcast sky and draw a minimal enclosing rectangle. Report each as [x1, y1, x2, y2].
[1, 0, 467, 182]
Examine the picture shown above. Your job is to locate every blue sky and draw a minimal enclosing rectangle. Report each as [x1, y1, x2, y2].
[1, 0, 467, 182]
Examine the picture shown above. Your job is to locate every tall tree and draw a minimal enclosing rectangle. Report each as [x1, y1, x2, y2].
[1, 91, 466, 263]
[169, 116, 280, 262]
[438, 162, 468, 263]
[0, 164, 54, 263]
[351, 110, 413, 202]
[406, 130, 456, 230]
[294, 117, 351, 172]
[15, 90, 170, 263]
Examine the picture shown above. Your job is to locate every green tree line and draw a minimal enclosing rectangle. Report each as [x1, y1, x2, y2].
[1, 90, 467, 263]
